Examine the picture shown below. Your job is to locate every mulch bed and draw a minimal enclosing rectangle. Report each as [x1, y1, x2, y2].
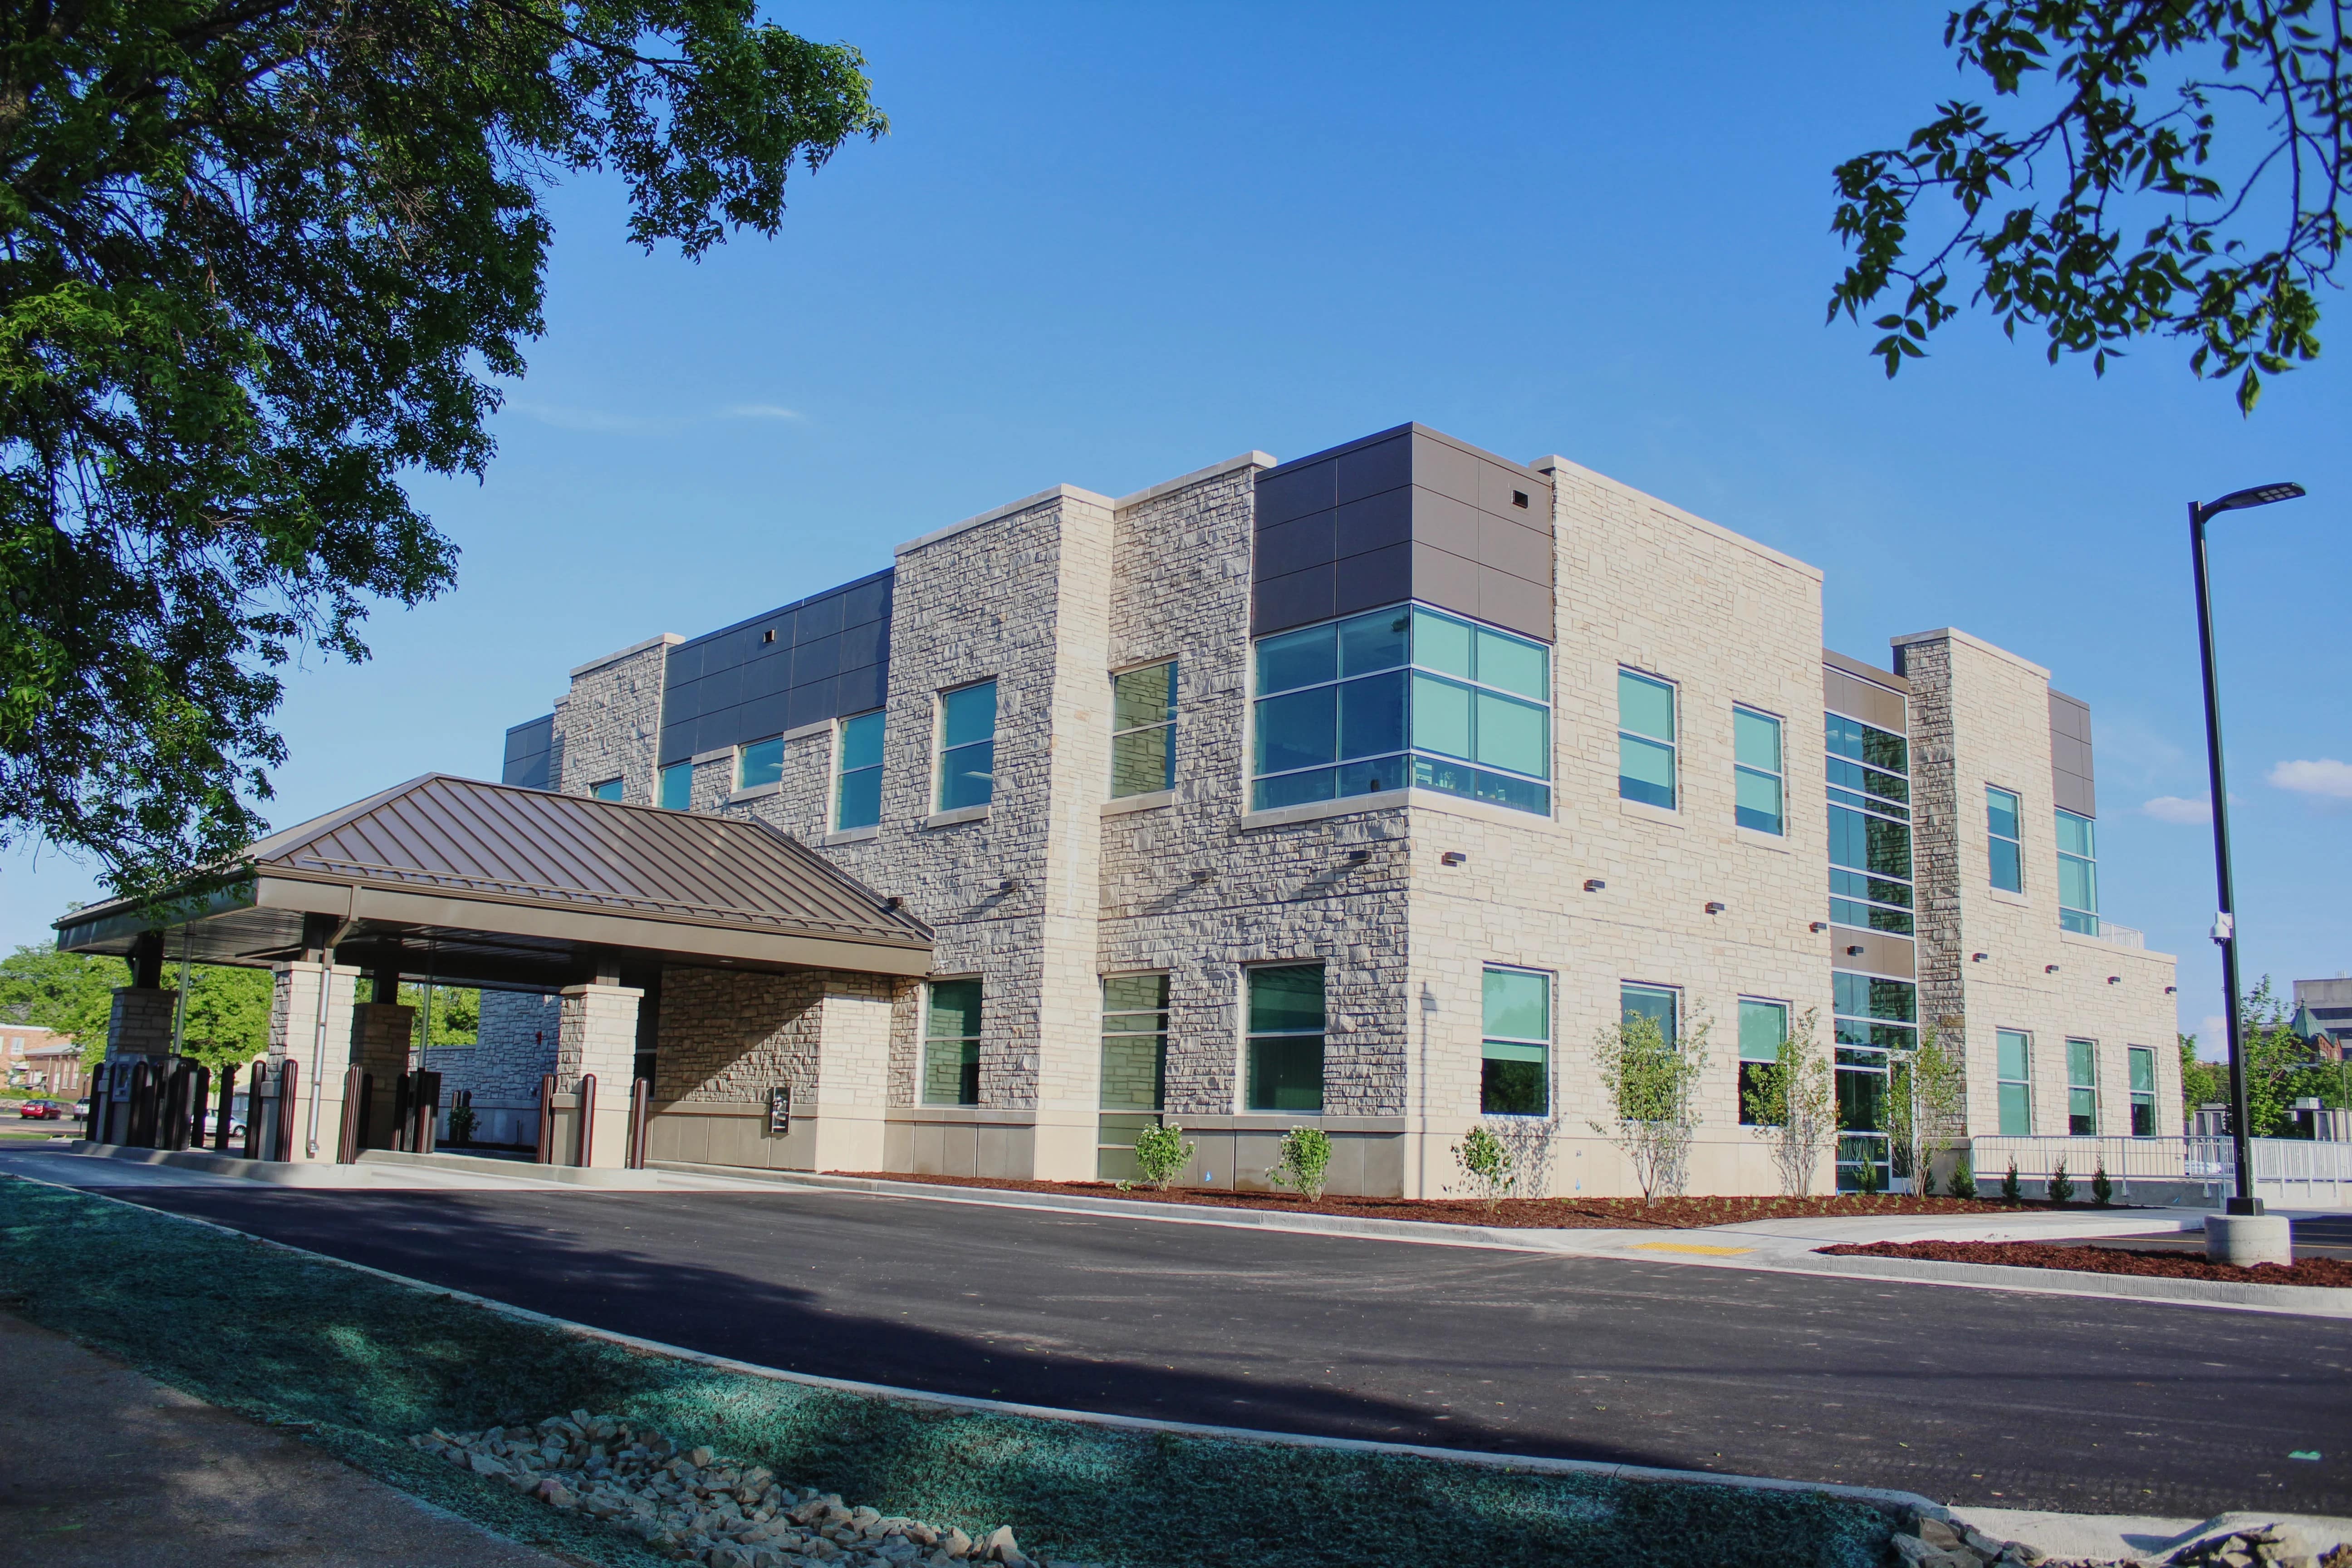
[1818, 1239, 2352, 1288]
[836, 1171, 2056, 1230]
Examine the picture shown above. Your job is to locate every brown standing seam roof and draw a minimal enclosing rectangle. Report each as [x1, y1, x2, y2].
[65, 774, 930, 951]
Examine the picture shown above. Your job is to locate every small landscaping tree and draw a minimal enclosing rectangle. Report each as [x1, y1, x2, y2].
[1949, 1153, 1977, 1200]
[2048, 1160, 2075, 1205]
[1887, 1026, 1967, 1197]
[1266, 1126, 1333, 1202]
[2091, 1162, 2114, 1208]
[1588, 1009, 1711, 1205]
[1450, 1125, 1518, 1212]
[1741, 1008, 1835, 1197]
[1133, 1122, 1195, 1191]
[2002, 1161, 2021, 1203]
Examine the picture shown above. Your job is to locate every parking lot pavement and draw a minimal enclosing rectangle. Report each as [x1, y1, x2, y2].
[0, 1311, 573, 1568]
[2024, 1214, 2352, 1262]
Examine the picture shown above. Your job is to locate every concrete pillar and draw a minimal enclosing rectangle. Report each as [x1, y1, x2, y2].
[809, 981, 893, 1173]
[98, 987, 179, 1143]
[557, 983, 641, 1168]
[349, 1002, 416, 1148]
[269, 961, 360, 1161]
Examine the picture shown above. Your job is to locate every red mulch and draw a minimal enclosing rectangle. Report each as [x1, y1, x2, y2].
[835, 1171, 2050, 1230]
[1819, 1239, 2352, 1288]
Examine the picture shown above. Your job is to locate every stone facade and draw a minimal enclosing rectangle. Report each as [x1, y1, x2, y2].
[486, 425, 2179, 1196]
[425, 990, 561, 1147]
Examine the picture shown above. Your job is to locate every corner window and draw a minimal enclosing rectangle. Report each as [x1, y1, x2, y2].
[2066, 1038, 2098, 1135]
[834, 710, 884, 829]
[1099, 974, 1168, 1112]
[1110, 662, 1177, 798]
[1617, 671, 1676, 808]
[1620, 982, 1678, 1048]
[1996, 1029, 2033, 1135]
[659, 762, 692, 812]
[1480, 967, 1550, 1116]
[923, 980, 982, 1107]
[737, 736, 784, 791]
[1733, 707, 1784, 834]
[590, 778, 624, 803]
[937, 681, 998, 811]
[2056, 810, 2098, 935]
[1245, 964, 1324, 1112]
[1736, 998, 1790, 1126]
[2128, 1045, 2156, 1136]
[1987, 786, 2023, 892]
[1827, 711, 1912, 935]
[1250, 605, 1549, 816]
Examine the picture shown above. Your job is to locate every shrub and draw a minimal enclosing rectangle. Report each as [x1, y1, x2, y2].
[1588, 1009, 1713, 1204]
[446, 1102, 478, 1145]
[1267, 1126, 1333, 1202]
[2091, 1162, 2113, 1207]
[1852, 1147, 1882, 1196]
[2002, 1161, 2021, 1203]
[1450, 1125, 1518, 1211]
[1132, 1122, 1195, 1191]
[1948, 1154, 1977, 1200]
[1745, 1009, 1834, 1197]
[2047, 1160, 2075, 1205]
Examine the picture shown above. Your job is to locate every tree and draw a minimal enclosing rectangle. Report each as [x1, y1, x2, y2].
[2179, 1031, 2230, 1117]
[0, 942, 123, 1045]
[2, 1, 886, 897]
[1741, 1007, 1838, 1197]
[1828, 1, 2349, 412]
[1588, 1009, 1712, 1205]
[176, 963, 273, 1073]
[2181, 979, 2330, 1135]
[1887, 1025, 1969, 1194]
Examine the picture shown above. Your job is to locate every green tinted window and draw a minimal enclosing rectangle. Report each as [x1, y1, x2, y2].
[835, 710, 884, 829]
[1246, 963, 1324, 1113]
[1997, 1029, 2030, 1083]
[1411, 672, 1471, 758]
[924, 980, 983, 1107]
[1734, 708, 1781, 772]
[938, 681, 997, 810]
[1257, 623, 1336, 694]
[1411, 608, 1472, 679]
[1481, 966, 1549, 1116]
[1474, 690, 1547, 776]
[1474, 626, 1547, 700]
[2054, 809, 2095, 859]
[1100, 973, 1168, 1112]
[1248, 964, 1325, 1034]
[1620, 983, 1678, 1046]
[659, 763, 691, 811]
[2128, 1044, 2155, 1093]
[1111, 662, 1177, 799]
[1618, 670, 1674, 740]
[737, 737, 783, 790]
[1482, 968, 1549, 1042]
[590, 778, 624, 802]
[1738, 999, 1788, 1062]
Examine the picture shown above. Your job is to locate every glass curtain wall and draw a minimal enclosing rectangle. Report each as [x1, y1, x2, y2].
[1097, 974, 1169, 1179]
[1252, 606, 1550, 814]
[1826, 712, 1912, 934]
[1832, 970, 1913, 1190]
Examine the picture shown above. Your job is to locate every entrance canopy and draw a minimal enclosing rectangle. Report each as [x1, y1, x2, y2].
[55, 774, 931, 989]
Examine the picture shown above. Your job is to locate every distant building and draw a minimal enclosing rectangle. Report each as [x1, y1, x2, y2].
[6, 1027, 82, 1096]
[2294, 977, 2352, 1057]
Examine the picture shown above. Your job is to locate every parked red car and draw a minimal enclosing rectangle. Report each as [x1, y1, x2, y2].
[16, 1099, 64, 1120]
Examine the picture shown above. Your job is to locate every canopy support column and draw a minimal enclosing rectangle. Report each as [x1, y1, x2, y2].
[558, 983, 641, 1168]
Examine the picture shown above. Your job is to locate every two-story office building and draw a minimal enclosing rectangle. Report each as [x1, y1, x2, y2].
[445, 423, 2180, 1196]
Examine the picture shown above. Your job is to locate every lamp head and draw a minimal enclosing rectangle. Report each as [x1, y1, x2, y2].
[2199, 482, 2305, 520]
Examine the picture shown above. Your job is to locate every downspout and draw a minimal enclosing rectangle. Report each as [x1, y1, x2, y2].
[304, 918, 360, 1157]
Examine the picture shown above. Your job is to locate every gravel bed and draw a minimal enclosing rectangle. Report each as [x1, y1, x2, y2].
[1817, 1240, 2352, 1287]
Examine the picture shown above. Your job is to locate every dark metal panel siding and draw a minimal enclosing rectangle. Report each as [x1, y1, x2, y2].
[1252, 424, 1554, 641]
[2049, 689, 2096, 818]
[501, 715, 555, 790]
[657, 569, 893, 763]
[1823, 666, 1908, 736]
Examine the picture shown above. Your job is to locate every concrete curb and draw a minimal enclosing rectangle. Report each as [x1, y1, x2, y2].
[355, 1148, 663, 1188]
[1782, 1249, 2352, 1319]
[3, 1168, 1949, 1521]
[62, 1142, 590, 1191]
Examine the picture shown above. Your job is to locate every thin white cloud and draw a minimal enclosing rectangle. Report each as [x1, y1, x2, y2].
[721, 403, 802, 422]
[2142, 795, 2211, 825]
[2269, 758, 2352, 800]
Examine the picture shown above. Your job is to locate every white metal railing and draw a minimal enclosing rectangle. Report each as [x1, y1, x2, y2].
[1969, 1134, 2352, 1206]
[2079, 919, 2145, 948]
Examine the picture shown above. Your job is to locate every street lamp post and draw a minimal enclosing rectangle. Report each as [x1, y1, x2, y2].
[2188, 481, 2305, 1218]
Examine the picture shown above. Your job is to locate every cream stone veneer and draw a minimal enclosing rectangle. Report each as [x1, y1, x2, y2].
[1894, 629, 2181, 1143]
[515, 435, 2177, 1196]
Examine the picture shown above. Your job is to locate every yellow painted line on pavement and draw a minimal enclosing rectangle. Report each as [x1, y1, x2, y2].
[1630, 1242, 1754, 1256]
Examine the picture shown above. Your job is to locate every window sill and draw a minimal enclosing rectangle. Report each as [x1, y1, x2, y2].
[1619, 797, 1682, 828]
[1986, 886, 2030, 907]
[1735, 825, 1789, 853]
[925, 804, 990, 829]
[820, 824, 880, 846]
[725, 782, 782, 804]
[1103, 789, 1175, 817]
[1407, 791, 1554, 830]
[1238, 789, 1411, 831]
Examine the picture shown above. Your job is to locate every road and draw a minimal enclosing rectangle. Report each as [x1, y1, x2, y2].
[51, 1175, 2345, 1520]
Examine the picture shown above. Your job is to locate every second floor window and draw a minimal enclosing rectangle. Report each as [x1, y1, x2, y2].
[1617, 670, 1676, 808]
[590, 777, 624, 802]
[1827, 711, 1912, 934]
[2056, 809, 2098, 934]
[937, 681, 997, 811]
[1110, 662, 1177, 798]
[659, 762, 691, 811]
[737, 736, 784, 791]
[1987, 786, 2023, 892]
[834, 711, 883, 829]
[1733, 707, 1784, 834]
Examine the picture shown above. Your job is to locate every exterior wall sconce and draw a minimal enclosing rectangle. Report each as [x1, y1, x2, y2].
[1705, 902, 1726, 914]
[1348, 849, 1372, 863]
[1846, 945, 1866, 956]
[2045, 964, 2060, 974]
[1971, 952, 1989, 962]
[2166, 985, 2178, 995]
[998, 878, 1022, 893]
[1583, 878, 1606, 892]
[1440, 851, 1467, 866]
[1809, 921, 1828, 933]
[1190, 868, 1213, 882]
[2107, 975, 2122, 985]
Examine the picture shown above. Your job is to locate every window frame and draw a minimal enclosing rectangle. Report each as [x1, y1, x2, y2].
[1617, 668, 1678, 810]
[936, 679, 999, 812]
[736, 735, 784, 792]
[1736, 996, 1792, 1127]
[658, 762, 692, 812]
[2065, 1036, 2099, 1136]
[833, 709, 885, 830]
[2127, 1044, 2156, 1137]
[1996, 1028, 2033, 1135]
[1732, 705, 1785, 835]
[1985, 785, 2024, 893]
[1479, 965, 1552, 1117]
[1243, 962, 1326, 1114]
[2055, 808, 2099, 935]
[922, 978, 984, 1107]
[1109, 659, 1179, 799]
[589, 777, 625, 803]
[1826, 709, 1914, 936]
[1099, 972, 1170, 1113]
[1618, 981, 1680, 1049]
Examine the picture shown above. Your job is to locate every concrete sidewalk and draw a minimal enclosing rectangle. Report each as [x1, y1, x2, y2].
[0, 1312, 573, 1568]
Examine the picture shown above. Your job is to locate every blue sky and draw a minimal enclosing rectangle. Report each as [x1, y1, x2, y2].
[9, 3, 2345, 1047]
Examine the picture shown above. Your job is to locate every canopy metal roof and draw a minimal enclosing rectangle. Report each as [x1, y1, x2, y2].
[54, 774, 931, 988]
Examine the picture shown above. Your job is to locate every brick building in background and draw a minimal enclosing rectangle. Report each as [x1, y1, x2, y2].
[446, 423, 2177, 1196]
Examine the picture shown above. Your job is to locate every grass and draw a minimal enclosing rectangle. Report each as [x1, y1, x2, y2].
[0, 1176, 1903, 1568]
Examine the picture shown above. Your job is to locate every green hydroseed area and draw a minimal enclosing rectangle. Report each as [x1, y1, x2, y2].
[0, 1177, 1899, 1568]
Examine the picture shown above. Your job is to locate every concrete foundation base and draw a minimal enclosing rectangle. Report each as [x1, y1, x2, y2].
[2205, 1212, 2293, 1266]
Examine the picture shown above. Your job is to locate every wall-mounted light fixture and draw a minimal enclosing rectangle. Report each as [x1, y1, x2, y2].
[1846, 945, 1866, 956]
[998, 878, 1022, 893]
[1348, 849, 1372, 863]
[2107, 975, 2122, 985]
[1704, 902, 1726, 915]
[1971, 952, 1989, 962]
[2045, 964, 2060, 974]
[2165, 985, 2178, 995]
[1583, 878, 1606, 892]
[1810, 921, 1828, 933]
[1191, 868, 1213, 882]
[1440, 851, 1467, 866]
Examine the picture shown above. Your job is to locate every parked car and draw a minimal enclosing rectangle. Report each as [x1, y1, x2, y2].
[72, 1098, 89, 1119]
[16, 1099, 64, 1120]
